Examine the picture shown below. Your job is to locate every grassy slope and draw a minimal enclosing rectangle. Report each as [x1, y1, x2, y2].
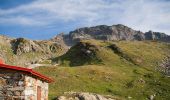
[35, 40, 170, 100]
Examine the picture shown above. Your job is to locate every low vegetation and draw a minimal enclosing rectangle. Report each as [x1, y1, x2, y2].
[35, 40, 170, 100]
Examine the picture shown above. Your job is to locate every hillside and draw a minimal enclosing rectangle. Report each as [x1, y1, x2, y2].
[0, 36, 67, 66]
[35, 40, 170, 100]
[0, 24, 170, 66]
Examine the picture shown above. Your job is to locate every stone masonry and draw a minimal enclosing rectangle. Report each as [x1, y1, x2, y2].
[0, 69, 48, 100]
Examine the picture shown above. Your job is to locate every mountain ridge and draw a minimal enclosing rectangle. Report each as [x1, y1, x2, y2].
[52, 24, 170, 46]
[0, 24, 169, 66]
[1, 24, 170, 47]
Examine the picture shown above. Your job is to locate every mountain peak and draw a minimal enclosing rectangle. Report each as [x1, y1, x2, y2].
[52, 24, 170, 46]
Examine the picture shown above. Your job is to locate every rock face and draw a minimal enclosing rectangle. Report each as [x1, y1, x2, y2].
[53, 24, 170, 46]
[11, 38, 41, 55]
[157, 56, 170, 75]
[11, 38, 67, 55]
[69, 24, 143, 41]
[145, 31, 169, 40]
[56, 92, 115, 100]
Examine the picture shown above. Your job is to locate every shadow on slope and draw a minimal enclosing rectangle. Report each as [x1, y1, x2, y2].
[52, 40, 170, 68]
[53, 41, 103, 66]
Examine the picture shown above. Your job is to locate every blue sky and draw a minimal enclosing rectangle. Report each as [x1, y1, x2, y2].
[0, 0, 170, 40]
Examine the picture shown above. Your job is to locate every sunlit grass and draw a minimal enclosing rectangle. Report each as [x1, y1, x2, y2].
[35, 40, 170, 100]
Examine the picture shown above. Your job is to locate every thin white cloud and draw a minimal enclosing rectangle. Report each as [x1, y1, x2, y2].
[0, 0, 170, 34]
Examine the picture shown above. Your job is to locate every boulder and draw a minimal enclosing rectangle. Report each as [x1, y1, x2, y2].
[56, 92, 115, 100]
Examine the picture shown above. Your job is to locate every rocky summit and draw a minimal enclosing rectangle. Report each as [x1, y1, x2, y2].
[52, 24, 170, 46]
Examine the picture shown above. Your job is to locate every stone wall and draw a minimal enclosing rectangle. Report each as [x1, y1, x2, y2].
[0, 69, 25, 99]
[0, 69, 48, 100]
[24, 75, 48, 100]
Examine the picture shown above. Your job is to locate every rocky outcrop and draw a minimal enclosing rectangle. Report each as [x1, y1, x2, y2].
[56, 41, 102, 66]
[53, 24, 170, 46]
[11, 38, 67, 55]
[51, 33, 73, 47]
[11, 38, 41, 55]
[145, 31, 169, 40]
[161, 36, 170, 42]
[157, 56, 170, 76]
[69, 24, 143, 41]
[55, 92, 115, 100]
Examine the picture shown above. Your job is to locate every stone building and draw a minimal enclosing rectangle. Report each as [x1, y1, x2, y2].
[0, 61, 53, 100]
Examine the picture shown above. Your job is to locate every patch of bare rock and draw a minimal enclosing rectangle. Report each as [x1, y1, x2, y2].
[55, 92, 116, 100]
